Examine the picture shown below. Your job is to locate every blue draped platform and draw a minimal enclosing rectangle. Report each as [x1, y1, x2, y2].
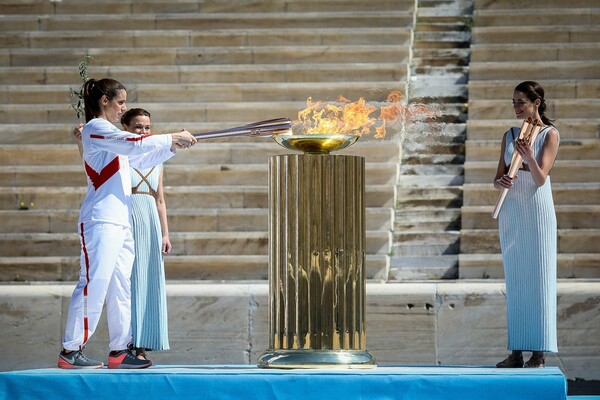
[0, 365, 567, 400]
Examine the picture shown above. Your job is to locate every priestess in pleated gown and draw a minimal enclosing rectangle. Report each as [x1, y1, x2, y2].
[499, 126, 559, 352]
[130, 165, 170, 351]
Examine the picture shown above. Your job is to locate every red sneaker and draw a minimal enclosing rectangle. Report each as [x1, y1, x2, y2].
[108, 349, 152, 369]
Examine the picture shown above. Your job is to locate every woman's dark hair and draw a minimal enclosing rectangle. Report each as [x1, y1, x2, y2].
[83, 78, 126, 122]
[121, 108, 151, 127]
[514, 81, 554, 126]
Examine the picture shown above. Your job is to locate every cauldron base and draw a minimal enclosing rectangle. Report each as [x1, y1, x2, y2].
[257, 349, 376, 369]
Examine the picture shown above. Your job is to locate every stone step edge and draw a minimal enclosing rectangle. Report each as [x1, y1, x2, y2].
[0, 208, 395, 232]
[0, 44, 411, 55]
[464, 182, 600, 189]
[465, 160, 600, 168]
[458, 253, 600, 279]
[474, 7, 600, 16]
[0, 10, 416, 19]
[1, 40, 413, 51]
[461, 227, 600, 233]
[0, 207, 395, 215]
[0, 230, 393, 239]
[0, 62, 410, 73]
[466, 139, 600, 145]
[0, 162, 398, 170]
[0, 26, 413, 35]
[1, 184, 396, 192]
[0, 99, 417, 110]
[0, 254, 389, 265]
[0, 80, 407, 92]
[0, 254, 390, 281]
[462, 204, 600, 212]
[459, 253, 599, 263]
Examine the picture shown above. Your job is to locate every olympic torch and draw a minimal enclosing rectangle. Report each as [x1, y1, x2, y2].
[192, 118, 291, 140]
[492, 117, 542, 219]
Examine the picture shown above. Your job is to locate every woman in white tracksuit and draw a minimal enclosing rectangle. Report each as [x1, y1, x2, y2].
[58, 78, 196, 369]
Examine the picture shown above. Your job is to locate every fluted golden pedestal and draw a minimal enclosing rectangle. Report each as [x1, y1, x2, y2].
[257, 153, 376, 369]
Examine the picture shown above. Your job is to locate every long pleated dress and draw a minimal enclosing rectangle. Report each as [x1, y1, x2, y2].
[130, 165, 170, 351]
[498, 126, 559, 353]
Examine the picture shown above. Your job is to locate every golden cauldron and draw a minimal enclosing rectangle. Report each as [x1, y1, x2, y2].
[257, 132, 376, 369]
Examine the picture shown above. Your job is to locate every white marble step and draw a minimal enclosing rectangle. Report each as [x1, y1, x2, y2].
[460, 228, 600, 254]
[0, 63, 410, 85]
[0, 45, 410, 68]
[2, 185, 397, 210]
[474, 0, 599, 10]
[0, 162, 399, 187]
[0, 253, 390, 282]
[0, 141, 401, 166]
[464, 160, 600, 184]
[466, 119, 600, 141]
[465, 139, 600, 162]
[468, 98, 600, 121]
[469, 61, 599, 81]
[0, 27, 412, 49]
[0, 207, 394, 234]
[462, 205, 600, 230]
[462, 182, 600, 207]
[392, 231, 460, 256]
[471, 43, 600, 62]
[473, 25, 599, 44]
[468, 79, 600, 101]
[389, 254, 458, 280]
[459, 253, 600, 279]
[0, 230, 393, 257]
[0, 81, 408, 105]
[0, 11, 416, 32]
[0, 0, 416, 15]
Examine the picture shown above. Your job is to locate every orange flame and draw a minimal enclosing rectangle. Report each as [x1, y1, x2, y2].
[297, 95, 377, 135]
[375, 91, 404, 138]
[294, 91, 436, 139]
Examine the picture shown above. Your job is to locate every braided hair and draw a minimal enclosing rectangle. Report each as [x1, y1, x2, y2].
[514, 81, 555, 127]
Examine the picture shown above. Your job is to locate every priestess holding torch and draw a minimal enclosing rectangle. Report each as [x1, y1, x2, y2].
[493, 81, 560, 369]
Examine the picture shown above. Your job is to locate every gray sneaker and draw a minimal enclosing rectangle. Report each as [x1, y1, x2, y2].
[58, 350, 104, 369]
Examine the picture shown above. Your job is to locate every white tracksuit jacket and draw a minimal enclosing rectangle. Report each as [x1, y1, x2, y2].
[63, 117, 176, 352]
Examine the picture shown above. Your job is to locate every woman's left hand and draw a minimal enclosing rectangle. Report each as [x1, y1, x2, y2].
[72, 123, 83, 140]
[162, 236, 172, 254]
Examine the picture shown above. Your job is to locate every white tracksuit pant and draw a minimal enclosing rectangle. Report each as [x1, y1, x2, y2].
[62, 222, 135, 352]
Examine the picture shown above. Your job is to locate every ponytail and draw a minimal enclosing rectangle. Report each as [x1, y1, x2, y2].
[83, 78, 126, 122]
[537, 98, 554, 127]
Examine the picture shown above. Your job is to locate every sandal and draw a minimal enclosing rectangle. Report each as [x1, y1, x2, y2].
[524, 352, 545, 368]
[496, 351, 524, 368]
[135, 347, 148, 360]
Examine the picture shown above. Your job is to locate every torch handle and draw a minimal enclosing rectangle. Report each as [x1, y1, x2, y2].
[491, 151, 525, 220]
[193, 118, 291, 140]
[492, 188, 509, 220]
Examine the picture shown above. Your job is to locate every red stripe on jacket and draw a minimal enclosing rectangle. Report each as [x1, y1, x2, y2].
[85, 157, 120, 190]
[90, 134, 150, 142]
[125, 134, 151, 142]
[80, 222, 91, 347]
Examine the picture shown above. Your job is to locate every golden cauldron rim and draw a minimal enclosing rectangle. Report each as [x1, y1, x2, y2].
[272, 132, 360, 153]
